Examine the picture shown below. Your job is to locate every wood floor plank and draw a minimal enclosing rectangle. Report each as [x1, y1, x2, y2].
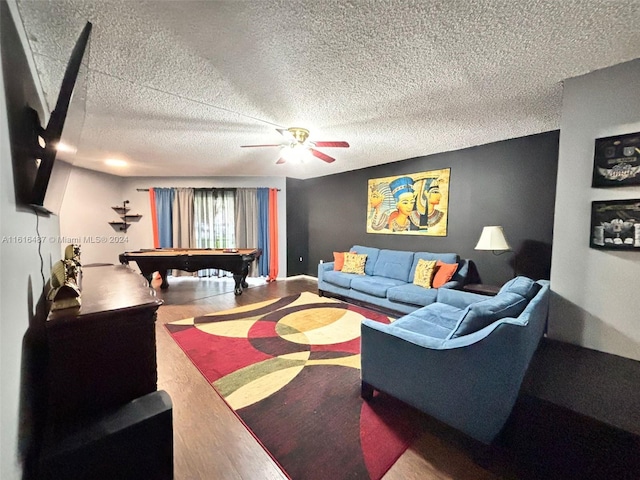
[152, 275, 505, 480]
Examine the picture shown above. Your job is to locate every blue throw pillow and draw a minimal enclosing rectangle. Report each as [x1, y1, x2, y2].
[498, 276, 540, 300]
[449, 292, 528, 338]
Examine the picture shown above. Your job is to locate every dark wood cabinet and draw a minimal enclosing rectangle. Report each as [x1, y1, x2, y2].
[45, 264, 163, 424]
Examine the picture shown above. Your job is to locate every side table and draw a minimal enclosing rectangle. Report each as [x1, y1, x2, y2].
[463, 283, 500, 296]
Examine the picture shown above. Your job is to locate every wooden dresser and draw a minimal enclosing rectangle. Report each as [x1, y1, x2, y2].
[45, 264, 163, 424]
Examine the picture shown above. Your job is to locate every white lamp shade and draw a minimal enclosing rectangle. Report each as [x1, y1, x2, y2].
[475, 226, 511, 251]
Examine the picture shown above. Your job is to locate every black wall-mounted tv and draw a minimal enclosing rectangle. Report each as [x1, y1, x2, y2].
[20, 21, 92, 215]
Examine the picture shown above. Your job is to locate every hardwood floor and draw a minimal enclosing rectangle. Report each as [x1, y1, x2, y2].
[153, 275, 514, 480]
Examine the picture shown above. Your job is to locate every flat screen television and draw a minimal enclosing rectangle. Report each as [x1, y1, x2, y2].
[24, 21, 92, 215]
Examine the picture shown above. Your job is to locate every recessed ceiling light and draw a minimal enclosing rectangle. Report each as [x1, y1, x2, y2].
[105, 158, 127, 167]
[55, 141, 77, 153]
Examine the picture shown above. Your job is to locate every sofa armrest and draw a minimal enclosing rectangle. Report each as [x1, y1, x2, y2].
[436, 288, 489, 309]
[319, 261, 334, 272]
[318, 261, 334, 281]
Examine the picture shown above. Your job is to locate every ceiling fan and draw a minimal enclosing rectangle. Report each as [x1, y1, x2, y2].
[241, 127, 349, 164]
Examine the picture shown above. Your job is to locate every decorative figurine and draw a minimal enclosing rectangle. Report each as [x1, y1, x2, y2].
[48, 244, 82, 310]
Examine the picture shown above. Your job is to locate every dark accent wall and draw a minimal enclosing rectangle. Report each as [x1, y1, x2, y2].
[288, 131, 559, 286]
[286, 177, 309, 275]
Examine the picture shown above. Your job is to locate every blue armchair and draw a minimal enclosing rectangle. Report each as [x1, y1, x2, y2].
[360, 278, 550, 444]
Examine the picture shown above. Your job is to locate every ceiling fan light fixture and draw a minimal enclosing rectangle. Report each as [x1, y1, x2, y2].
[242, 127, 348, 164]
[281, 143, 311, 163]
[287, 127, 310, 145]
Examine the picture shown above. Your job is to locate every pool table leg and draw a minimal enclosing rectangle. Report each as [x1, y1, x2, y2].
[233, 274, 244, 295]
[233, 260, 252, 295]
[158, 270, 170, 289]
[142, 273, 154, 287]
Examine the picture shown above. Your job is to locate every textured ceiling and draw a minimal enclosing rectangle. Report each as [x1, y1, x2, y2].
[12, 0, 640, 179]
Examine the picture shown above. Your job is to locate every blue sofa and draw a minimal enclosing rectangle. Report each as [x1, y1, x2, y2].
[318, 245, 470, 315]
[360, 277, 550, 444]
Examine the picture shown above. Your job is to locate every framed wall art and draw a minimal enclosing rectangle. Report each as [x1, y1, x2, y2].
[367, 168, 450, 236]
[592, 131, 640, 187]
[590, 199, 640, 250]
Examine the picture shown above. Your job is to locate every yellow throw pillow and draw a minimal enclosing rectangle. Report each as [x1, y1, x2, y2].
[341, 252, 367, 274]
[413, 259, 438, 288]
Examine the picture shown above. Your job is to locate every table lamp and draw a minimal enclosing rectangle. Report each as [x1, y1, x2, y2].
[475, 226, 511, 253]
[475, 225, 516, 278]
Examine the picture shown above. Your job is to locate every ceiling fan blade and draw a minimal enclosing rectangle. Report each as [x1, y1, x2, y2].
[310, 148, 336, 163]
[240, 144, 282, 148]
[276, 128, 295, 140]
[312, 141, 350, 148]
[276, 157, 286, 164]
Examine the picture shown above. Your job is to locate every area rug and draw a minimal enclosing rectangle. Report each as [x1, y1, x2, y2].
[165, 292, 426, 480]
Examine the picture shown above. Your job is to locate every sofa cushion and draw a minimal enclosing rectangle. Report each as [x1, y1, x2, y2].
[432, 261, 459, 288]
[351, 276, 406, 298]
[413, 259, 438, 288]
[392, 303, 466, 339]
[498, 276, 541, 300]
[322, 270, 358, 289]
[351, 245, 380, 276]
[387, 284, 439, 307]
[409, 252, 459, 281]
[449, 292, 529, 338]
[372, 249, 415, 282]
[341, 252, 367, 274]
[413, 302, 467, 328]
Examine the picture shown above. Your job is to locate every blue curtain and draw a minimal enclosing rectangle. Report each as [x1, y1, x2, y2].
[154, 188, 175, 248]
[257, 187, 270, 276]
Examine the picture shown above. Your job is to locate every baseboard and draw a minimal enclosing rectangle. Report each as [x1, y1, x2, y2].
[283, 274, 317, 281]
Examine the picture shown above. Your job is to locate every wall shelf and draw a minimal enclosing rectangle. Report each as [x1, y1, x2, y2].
[108, 221, 130, 232]
[112, 206, 129, 215]
[109, 201, 142, 233]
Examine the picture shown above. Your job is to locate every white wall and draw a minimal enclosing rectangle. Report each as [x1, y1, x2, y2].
[121, 176, 288, 278]
[0, 43, 61, 480]
[549, 59, 640, 361]
[59, 166, 129, 265]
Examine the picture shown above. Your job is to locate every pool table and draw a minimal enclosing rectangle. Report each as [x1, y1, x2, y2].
[119, 248, 262, 295]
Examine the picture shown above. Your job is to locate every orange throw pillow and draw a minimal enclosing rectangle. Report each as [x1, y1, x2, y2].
[333, 252, 346, 271]
[432, 261, 458, 288]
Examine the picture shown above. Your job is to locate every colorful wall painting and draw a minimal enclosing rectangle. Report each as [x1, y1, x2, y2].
[367, 168, 450, 236]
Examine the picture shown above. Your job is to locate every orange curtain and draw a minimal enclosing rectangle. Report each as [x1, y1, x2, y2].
[149, 188, 159, 248]
[267, 188, 278, 281]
